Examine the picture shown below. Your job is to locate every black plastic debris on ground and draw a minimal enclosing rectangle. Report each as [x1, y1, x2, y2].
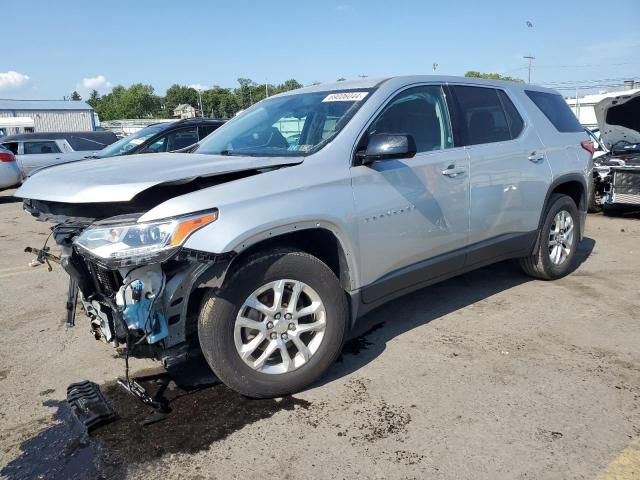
[67, 380, 116, 432]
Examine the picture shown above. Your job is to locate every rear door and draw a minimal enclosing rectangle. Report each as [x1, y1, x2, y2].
[18, 140, 64, 175]
[142, 127, 199, 153]
[350, 84, 470, 302]
[447, 84, 551, 257]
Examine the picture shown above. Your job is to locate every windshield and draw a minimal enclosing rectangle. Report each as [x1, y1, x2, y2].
[95, 125, 166, 158]
[195, 89, 373, 157]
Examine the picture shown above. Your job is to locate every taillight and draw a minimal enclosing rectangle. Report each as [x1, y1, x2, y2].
[0, 152, 15, 162]
[580, 140, 595, 156]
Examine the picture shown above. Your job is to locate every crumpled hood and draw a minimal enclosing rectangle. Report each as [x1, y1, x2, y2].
[15, 152, 302, 203]
[595, 90, 640, 150]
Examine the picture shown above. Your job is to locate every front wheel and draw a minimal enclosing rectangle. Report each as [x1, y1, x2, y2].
[198, 249, 348, 398]
[520, 194, 580, 280]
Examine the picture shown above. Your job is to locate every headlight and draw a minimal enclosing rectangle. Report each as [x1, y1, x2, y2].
[75, 211, 218, 267]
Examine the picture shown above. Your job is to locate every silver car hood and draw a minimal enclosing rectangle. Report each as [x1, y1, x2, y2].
[15, 152, 303, 203]
[595, 90, 640, 149]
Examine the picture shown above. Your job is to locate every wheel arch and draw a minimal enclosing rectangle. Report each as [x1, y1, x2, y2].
[532, 173, 588, 253]
[226, 225, 356, 292]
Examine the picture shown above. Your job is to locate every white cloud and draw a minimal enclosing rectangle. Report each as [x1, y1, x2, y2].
[0, 71, 31, 92]
[76, 75, 112, 96]
[188, 84, 210, 91]
[336, 4, 351, 11]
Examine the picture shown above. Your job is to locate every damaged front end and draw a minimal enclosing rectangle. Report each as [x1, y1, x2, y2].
[592, 90, 640, 209]
[33, 206, 232, 369]
[592, 154, 640, 208]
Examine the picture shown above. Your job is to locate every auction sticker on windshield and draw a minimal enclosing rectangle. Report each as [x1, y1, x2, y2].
[322, 92, 368, 102]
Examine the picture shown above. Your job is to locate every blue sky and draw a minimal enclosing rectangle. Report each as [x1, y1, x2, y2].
[1, 0, 638, 99]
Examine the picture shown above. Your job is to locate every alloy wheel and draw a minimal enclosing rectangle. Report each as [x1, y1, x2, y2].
[234, 279, 326, 374]
[548, 210, 574, 265]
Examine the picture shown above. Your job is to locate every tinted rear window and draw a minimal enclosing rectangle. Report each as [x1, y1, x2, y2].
[525, 90, 582, 133]
[448, 86, 514, 146]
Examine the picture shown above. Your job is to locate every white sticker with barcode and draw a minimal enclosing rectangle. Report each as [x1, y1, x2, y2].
[322, 92, 369, 102]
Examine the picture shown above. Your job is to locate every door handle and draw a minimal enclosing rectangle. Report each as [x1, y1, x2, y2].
[528, 152, 545, 163]
[442, 165, 466, 177]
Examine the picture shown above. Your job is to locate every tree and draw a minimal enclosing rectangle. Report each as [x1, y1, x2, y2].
[337, 77, 346, 82]
[90, 84, 162, 120]
[71, 91, 82, 100]
[86, 90, 100, 109]
[164, 84, 199, 114]
[464, 71, 524, 83]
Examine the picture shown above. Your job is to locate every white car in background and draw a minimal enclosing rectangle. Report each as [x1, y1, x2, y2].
[0, 145, 21, 190]
[0, 131, 117, 178]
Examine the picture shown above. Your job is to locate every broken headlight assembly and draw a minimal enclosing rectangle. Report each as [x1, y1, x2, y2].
[74, 210, 218, 268]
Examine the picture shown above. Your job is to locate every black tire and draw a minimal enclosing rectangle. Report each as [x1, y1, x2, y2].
[198, 248, 348, 398]
[520, 194, 580, 280]
[587, 184, 601, 213]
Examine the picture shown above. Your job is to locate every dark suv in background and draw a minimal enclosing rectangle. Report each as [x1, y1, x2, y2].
[92, 118, 225, 159]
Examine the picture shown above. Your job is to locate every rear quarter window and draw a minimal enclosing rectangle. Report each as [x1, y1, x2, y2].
[525, 90, 583, 133]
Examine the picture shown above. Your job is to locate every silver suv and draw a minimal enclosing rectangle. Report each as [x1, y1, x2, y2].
[16, 76, 593, 398]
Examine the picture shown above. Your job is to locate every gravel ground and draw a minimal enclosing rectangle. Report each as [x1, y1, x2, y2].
[0, 189, 639, 480]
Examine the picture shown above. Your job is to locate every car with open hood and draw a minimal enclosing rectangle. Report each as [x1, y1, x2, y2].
[15, 76, 592, 398]
[590, 90, 640, 212]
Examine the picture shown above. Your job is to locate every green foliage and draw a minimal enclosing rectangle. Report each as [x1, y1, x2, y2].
[464, 71, 524, 83]
[165, 84, 199, 113]
[87, 78, 307, 121]
[70, 91, 82, 101]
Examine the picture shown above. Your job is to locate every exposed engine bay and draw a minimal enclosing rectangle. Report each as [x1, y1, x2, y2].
[592, 91, 640, 209]
[40, 218, 233, 368]
[17, 156, 303, 368]
[592, 151, 640, 209]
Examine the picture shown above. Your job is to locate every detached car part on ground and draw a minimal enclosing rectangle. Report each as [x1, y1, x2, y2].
[590, 90, 640, 212]
[16, 76, 592, 398]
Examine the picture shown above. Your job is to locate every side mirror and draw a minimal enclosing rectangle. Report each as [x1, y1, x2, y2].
[360, 133, 417, 165]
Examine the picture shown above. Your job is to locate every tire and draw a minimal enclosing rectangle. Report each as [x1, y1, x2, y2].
[587, 184, 601, 213]
[198, 248, 348, 398]
[520, 193, 580, 280]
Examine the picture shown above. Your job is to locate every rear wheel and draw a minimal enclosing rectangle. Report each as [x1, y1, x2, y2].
[520, 194, 579, 280]
[198, 248, 348, 398]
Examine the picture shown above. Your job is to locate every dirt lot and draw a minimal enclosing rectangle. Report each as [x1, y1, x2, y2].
[0, 188, 639, 480]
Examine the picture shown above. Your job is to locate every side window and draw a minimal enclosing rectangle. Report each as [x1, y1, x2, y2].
[23, 141, 61, 154]
[449, 86, 512, 146]
[1, 142, 19, 154]
[497, 90, 524, 138]
[198, 125, 219, 140]
[146, 127, 199, 152]
[525, 90, 583, 133]
[367, 85, 453, 153]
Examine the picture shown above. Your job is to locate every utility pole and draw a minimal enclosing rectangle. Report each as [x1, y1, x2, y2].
[265, 79, 269, 98]
[197, 89, 204, 117]
[524, 55, 535, 83]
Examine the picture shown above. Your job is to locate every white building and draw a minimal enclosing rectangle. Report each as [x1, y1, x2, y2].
[173, 104, 197, 119]
[565, 81, 639, 129]
[0, 99, 95, 136]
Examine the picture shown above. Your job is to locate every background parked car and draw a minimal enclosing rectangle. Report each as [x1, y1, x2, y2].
[90, 118, 225, 159]
[1, 137, 93, 177]
[0, 145, 21, 190]
[0, 131, 118, 152]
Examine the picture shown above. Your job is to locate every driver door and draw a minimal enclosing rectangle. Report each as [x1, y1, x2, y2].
[350, 84, 470, 303]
